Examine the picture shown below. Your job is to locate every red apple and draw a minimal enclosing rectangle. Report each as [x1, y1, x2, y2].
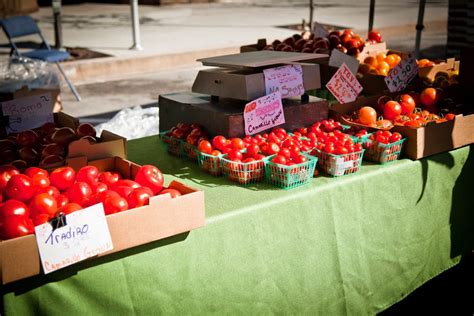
[51, 127, 77, 146]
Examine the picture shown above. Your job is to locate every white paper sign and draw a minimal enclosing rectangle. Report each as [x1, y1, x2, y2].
[1, 93, 54, 133]
[329, 49, 360, 75]
[263, 64, 304, 99]
[34, 203, 113, 274]
[244, 91, 285, 135]
[313, 22, 329, 38]
[385, 53, 419, 92]
[326, 63, 363, 104]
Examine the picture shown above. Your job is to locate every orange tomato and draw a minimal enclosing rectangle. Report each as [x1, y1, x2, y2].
[385, 54, 398, 68]
[378, 68, 388, 76]
[358, 63, 372, 75]
[358, 106, 377, 125]
[378, 61, 390, 72]
[364, 56, 378, 68]
[376, 53, 387, 63]
[420, 88, 438, 108]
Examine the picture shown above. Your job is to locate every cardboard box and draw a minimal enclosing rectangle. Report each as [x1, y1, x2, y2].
[159, 92, 329, 138]
[329, 95, 474, 160]
[418, 58, 460, 82]
[0, 156, 206, 284]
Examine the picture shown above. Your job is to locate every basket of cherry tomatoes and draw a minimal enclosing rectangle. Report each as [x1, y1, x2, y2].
[363, 131, 406, 164]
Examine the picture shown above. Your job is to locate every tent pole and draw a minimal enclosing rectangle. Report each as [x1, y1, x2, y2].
[368, 0, 375, 32]
[415, 0, 426, 59]
[52, 0, 63, 49]
[130, 0, 143, 51]
[309, 0, 314, 31]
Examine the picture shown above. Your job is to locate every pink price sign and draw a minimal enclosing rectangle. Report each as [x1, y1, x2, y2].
[244, 91, 285, 135]
[326, 63, 363, 104]
[385, 54, 419, 92]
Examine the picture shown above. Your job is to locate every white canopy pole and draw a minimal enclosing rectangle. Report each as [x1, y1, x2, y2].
[368, 0, 375, 32]
[130, 0, 143, 51]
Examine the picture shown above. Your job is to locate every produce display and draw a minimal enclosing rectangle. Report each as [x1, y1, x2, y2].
[0, 163, 176, 240]
[261, 29, 383, 57]
[0, 121, 98, 169]
[364, 131, 406, 164]
[358, 52, 402, 76]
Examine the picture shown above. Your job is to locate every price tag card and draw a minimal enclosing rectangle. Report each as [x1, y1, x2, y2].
[385, 53, 419, 92]
[263, 64, 305, 99]
[1, 93, 54, 133]
[326, 63, 363, 104]
[35, 203, 113, 274]
[244, 91, 285, 135]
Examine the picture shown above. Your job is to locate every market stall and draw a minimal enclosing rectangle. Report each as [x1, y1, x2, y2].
[2, 137, 472, 314]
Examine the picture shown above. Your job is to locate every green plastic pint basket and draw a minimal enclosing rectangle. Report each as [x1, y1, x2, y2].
[220, 155, 266, 185]
[264, 153, 317, 190]
[312, 148, 364, 177]
[197, 151, 223, 176]
[363, 138, 406, 164]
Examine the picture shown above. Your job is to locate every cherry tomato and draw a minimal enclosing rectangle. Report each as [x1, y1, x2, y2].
[404, 120, 423, 128]
[383, 101, 402, 120]
[197, 140, 213, 154]
[56, 194, 69, 209]
[293, 154, 308, 164]
[271, 155, 287, 165]
[0, 199, 29, 223]
[280, 148, 291, 159]
[128, 187, 154, 208]
[158, 188, 182, 199]
[29, 193, 58, 219]
[24, 167, 48, 179]
[354, 143, 363, 152]
[37, 186, 60, 199]
[399, 94, 416, 115]
[265, 142, 280, 155]
[227, 149, 243, 162]
[445, 113, 455, 121]
[358, 106, 377, 125]
[246, 144, 260, 157]
[113, 185, 133, 199]
[32, 213, 50, 226]
[134, 165, 164, 195]
[230, 138, 245, 150]
[0, 165, 20, 193]
[50, 167, 76, 191]
[368, 30, 382, 43]
[103, 195, 128, 215]
[0, 215, 34, 240]
[76, 166, 100, 187]
[212, 136, 227, 151]
[99, 171, 122, 188]
[5, 174, 35, 202]
[61, 203, 82, 215]
[389, 132, 403, 143]
[65, 182, 92, 206]
[376, 135, 389, 144]
[210, 150, 221, 156]
[93, 182, 108, 194]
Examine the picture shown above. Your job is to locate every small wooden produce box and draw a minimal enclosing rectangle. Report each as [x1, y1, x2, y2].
[330, 95, 474, 160]
[0, 156, 206, 284]
[192, 51, 328, 101]
[159, 92, 329, 138]
[417, 58, 460, 82]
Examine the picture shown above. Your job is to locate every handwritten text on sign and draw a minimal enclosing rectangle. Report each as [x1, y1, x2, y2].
[1, 93, 54, 133]
[35, 203, 113, 274]
[385, 54, 419, 92]
[326, 63, 363, 104]
[263, 64, 304, 99]
[244, 91, 285, 135]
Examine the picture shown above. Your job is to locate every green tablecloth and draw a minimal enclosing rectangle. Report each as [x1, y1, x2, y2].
[2, 137, 473, 315]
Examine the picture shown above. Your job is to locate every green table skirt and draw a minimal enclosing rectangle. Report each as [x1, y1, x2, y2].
[3, 137, 473, 315]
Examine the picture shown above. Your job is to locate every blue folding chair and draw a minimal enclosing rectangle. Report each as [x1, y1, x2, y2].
[0, 15, 81, 101]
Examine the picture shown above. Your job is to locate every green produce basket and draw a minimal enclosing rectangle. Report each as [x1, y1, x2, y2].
[159, 131, 183, 157]
[182, 142, 199, 163]
[363, 138, 406, 164]
[348, 133, 373, 145]
[312, 148, 364, 177]
[197, 151, 223, 176]
[220, 155, 266, 185]
[264, 153, 317, 190]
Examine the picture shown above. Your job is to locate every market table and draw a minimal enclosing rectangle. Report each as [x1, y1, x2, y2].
[2, 136, 473, 315]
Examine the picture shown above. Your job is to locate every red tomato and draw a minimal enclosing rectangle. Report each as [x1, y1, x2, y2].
[113, 185, 133, 199]
[210, 150, 221, 156]
[0, 199, 29, 222]
[271, 155, 287, 165]
[50, 167, 76, 191]
[376, 134, 389, 144]
[227, 149, 243, 161]
[56, 194, 69, 209]
[103, 195, 128, 215]
[324, 143, 335, 154]
[334, 146, 349, 155]
[158, 188, 182, 199]
[399, 94, 416, 115]
[389, 132, 402, 143]
[98, 171, 122, 187]
[112, 179, 141, 189]
[358, 106, 377, 125]
[128, 187, 154, 208]
[76, 166, 100, 187]
[289, 146, 301, 159]
[445, 113, 455, 121]
[61, 203, 82, 215]
[265, 142, 280, 155]
[36, 186, 60, 199]
[134, 165, 164, 195]
[293, 155, 308, 164]
[383, 101, 402, 120]
[93, 182, 108, 194]
[246, 144, 260, 157]
[5, 174, 35, 202]
[197, 140, 213, 154]
[368, 30, 382, 42]
[212, 136, 227, 151]
[94, 190, 120, 204]
[253, 154, 266, 160]
[280, 148, 291, 159]
[24, 167, 48, 179]
[404, 120, 424, 128]
[354, 143, 363, 152]
[29, 193, 58, 219]
[32, 213, 50, 226]
[230, 138, 245, 150]
[0, 165, 20, 193]
[65, 182, 92, 206]
[0, 215, 34, 240]
[420, 88, 438, 108]
[31, 173, 50, 191]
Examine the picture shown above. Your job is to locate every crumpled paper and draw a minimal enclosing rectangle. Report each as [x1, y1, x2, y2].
[95, 106, 159, 140]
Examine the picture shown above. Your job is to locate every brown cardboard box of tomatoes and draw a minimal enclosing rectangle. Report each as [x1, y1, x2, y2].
[330, 93, 474, 160]
[0, 156, 206, 284]
[0, 111, 126, 169]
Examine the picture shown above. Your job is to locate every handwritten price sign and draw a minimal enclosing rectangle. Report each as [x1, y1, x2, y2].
[326, 63, 363, 104]
[263, 64, 304, 99]
[1, 93, 54, 133]
[385, 54, 419, 92]
[244, 91, 285, 135]
[35, 203, 113, 274]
